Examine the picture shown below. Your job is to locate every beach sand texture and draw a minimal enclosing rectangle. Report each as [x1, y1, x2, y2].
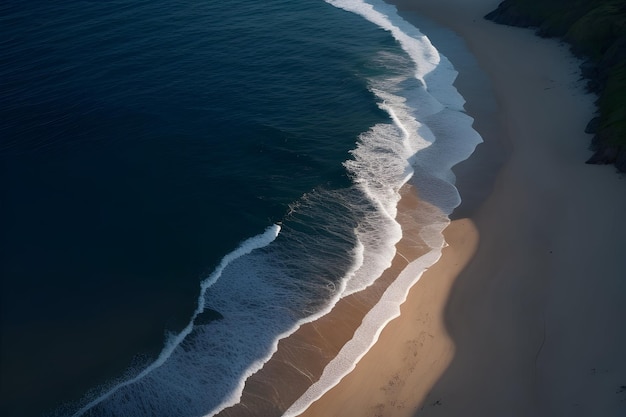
[295, 0, 626, 416]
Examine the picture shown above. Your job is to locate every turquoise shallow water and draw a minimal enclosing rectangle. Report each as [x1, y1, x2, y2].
[0, 1, 481, 416]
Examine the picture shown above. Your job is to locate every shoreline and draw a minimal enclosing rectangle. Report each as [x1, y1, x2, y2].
[214, 186, 450, 417]
[213, 3, 481, 416]
[295, 0, 626, 416]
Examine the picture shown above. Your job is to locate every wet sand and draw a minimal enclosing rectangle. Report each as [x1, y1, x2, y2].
[216, 183, 448, 417]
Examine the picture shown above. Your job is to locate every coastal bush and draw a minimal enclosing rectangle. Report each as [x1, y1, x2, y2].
[564, 2, 626, 59]
[598, 63, 626, 145]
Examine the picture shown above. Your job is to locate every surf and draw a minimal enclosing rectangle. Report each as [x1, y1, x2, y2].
[283, 0, 483, 414]
[47, 1, 483, 416]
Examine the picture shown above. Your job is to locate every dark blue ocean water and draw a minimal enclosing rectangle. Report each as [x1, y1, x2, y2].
[1, 1, 481, 416]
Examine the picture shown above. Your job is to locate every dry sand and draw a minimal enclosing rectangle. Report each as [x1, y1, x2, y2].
[295, 0, 626, 416]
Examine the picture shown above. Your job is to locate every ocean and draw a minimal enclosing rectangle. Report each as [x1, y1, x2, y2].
[0, 1, 481, 416]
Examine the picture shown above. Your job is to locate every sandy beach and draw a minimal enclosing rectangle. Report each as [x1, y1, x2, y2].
[294, 0, 626, 416]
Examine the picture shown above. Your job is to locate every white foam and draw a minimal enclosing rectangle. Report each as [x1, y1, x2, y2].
[198, 224, 281, 306]
[199, 236, 366, 416]
[282, 1, 484, 415]
[284, 245, 446, 417]
[70, 224, 281, 417]
[67, 1, 486, 414]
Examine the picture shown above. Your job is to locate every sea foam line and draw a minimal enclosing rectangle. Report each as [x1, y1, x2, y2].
[70, 224, 281, 417]
[206, 0, 479, 412]
[282, 0, 483, 415]
[199, 237, 367, 416]
[284, 247, 445, 417]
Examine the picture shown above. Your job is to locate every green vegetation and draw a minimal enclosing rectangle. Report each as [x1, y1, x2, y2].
[486, 0, 626, 171]
[598, 63, 626, 144]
